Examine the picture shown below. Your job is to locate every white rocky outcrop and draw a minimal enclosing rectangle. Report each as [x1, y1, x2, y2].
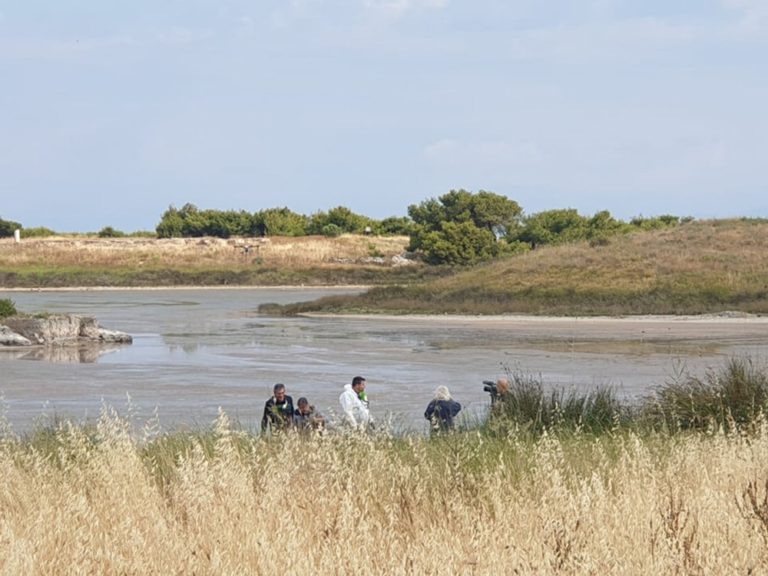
[0, 325, 32, 346]
[0, 314, 132, 347]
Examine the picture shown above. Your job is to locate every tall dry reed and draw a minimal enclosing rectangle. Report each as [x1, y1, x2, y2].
[2, 407, 768, 574]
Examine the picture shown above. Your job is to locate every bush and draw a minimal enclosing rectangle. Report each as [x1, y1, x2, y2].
[321, 223, 342, 237]
[98, 226, 125, 238]
[0, 298, 18, 318]
[407, 190, 522, 264]
[0, 217, 22, 238]
[417, 221, 500, 265]
[487, 371, 625, 434]
[253, 207, 309, 236]
[643, 358, 768, 431]
[21, 226, 56, 238]
[309, 206, 371, 235]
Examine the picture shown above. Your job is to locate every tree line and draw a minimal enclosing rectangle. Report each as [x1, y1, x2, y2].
[2, 190, 688, 265]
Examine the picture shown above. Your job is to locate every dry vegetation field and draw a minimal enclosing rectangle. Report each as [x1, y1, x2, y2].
[2, 412, 768, 574]
[0, 234, 418, 287]
[0, 234, 409, 270]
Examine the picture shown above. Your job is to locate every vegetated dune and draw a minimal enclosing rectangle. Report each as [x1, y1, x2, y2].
[277, 218, 768, 316]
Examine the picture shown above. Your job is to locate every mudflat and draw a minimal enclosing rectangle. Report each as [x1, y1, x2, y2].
[305, 311, 768, 343]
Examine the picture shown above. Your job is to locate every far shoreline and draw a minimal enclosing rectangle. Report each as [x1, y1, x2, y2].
[300, 311, 768, 323]
[3, 286, 766, 327]
[0, 285, 371, 292]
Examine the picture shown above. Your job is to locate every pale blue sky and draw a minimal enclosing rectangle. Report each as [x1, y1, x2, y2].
[1, 1, 766, 232]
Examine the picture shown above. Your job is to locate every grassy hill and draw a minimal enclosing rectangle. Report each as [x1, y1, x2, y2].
[269, 218, 768, 316]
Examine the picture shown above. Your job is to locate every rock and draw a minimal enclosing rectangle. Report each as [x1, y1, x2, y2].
[97, 328, 133, 344]
[391, 254, 416, 267]
[3, 315, 82, 344]
[0, 325, 32, 346]
[1, 314, 132, 346]
[78, 316, 102, 339]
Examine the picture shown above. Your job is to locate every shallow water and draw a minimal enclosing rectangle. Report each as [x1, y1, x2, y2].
[1, 288, 767, 433]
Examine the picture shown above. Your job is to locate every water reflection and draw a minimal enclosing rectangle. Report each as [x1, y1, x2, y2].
[0, 344, 125, 363]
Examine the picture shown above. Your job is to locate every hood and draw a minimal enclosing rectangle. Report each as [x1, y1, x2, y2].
[343, 383, 354, 392]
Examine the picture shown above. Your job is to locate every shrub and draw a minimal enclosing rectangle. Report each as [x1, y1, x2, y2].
[309, 206, 371, 235]
[21, 226, 56, 238]
[0, 217, 22, 238]
[0, 298, 18, 318]
[407, 190, 522, 264]
[321, 223, 342, 237]
[98, 226, 125, 238]
[375, 216, 415, 236]
[488, 371, 625, 434]
[643, 358, 768, 431]
[253, 207, 309, 236]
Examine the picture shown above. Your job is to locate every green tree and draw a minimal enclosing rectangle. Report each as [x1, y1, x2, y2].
[308, 206, 370, 235]
[630, 214, 682, 231]
[156, 205, 186, 238]
[407, 190, 521, 264]
[98, 226, 125, 238]
[0, 217, 22, 238]
[419, 221, 501, 265]
[513, 209, 588, 248]
[321, 223, 343, 237]
[587, 210, 628, 239]
[254, 208, 310, 236]
[156, 204, 254, 238]
[374, 216, 415, 236]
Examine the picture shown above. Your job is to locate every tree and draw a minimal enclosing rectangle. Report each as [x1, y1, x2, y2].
[254, 207, 309, 236]
[407, 190, 522, 264]
[98, 226, 125, 238]
[587, 210, 629, 240]
[513, 209, 588, 248]
[308, 206, 371, 235]
[419, 221, 501, 265]
[630, 215, 682, 231]
[156, 205, 188, 238]
[156, 204, 254, 238]
[0, 217, 22, 238]
[374, 216, 416, 236]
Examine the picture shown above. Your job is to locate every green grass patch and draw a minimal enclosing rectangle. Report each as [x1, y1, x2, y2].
[0, 298, 17, 318]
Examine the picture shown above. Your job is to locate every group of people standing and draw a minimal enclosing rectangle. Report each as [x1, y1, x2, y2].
[261, 376, 372, 434]
[261, 375, 469, 435]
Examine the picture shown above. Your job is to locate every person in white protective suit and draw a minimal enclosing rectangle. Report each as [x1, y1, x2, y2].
[339, 375, 371, 430]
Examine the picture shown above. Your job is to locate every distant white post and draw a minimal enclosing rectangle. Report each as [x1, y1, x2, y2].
[13, 229, 21, 243]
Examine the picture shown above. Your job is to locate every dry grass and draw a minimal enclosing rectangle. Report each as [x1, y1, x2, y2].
[0, 234, 409, 271]
[2, 410, 768, 574]
[449, 218, 768, 294]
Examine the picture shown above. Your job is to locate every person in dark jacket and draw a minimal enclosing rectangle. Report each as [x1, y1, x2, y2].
[424, 385, 462, 433]
[261, 383, 294, 433]
[294, 397, 325, 433]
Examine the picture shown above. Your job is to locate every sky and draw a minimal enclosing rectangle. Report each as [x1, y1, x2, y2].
[1, 1, 767, 232]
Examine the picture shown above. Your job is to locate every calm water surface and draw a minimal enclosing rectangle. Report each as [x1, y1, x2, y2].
[1, 288, 767, 433]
